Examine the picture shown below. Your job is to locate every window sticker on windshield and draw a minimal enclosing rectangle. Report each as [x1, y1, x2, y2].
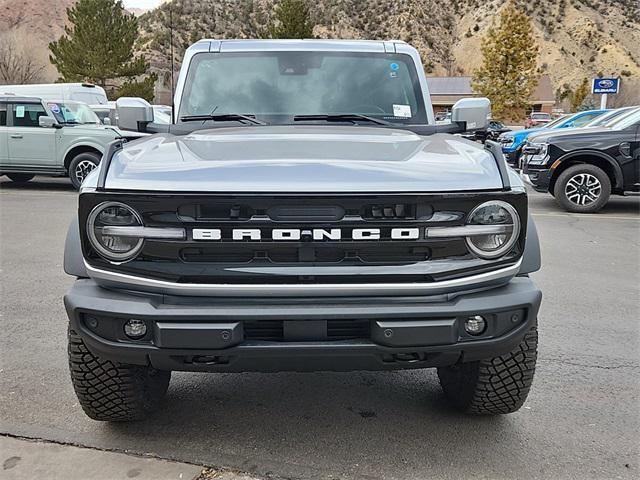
[48, 103, 61, 114]
[389, 62, 400, 71]
[393, 104, 412, 118]
[16, 105, 25, 118]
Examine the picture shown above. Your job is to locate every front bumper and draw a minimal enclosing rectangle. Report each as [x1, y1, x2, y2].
[64, 277, 542, 373]
[522, 163, 553, 192]
[503, 149, 518, 165]
[500, 145, 520, 165]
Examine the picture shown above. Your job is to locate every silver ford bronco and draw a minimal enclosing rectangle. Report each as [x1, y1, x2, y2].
[63, 40, 542, 421]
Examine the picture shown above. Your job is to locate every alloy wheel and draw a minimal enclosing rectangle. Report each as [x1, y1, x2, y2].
[565, 173, 601, 206]
[75, 160, 97, 183]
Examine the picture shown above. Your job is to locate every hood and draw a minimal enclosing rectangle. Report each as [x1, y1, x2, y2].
[64, 123, 119, 135]
[103, 126, 503, 192]
[504, 126, 547, 141]
[64, 124, 145, 138]
[527, 127, 611, 144]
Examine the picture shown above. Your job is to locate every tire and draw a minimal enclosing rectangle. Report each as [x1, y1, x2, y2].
[68, 327, 171, 421]
[437, 324, 538, 415]
[6, 173, 35, 183]
[553, 164, 611, 213]
[68, 152, 101, 190]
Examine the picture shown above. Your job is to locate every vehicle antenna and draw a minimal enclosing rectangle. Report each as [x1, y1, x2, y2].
[169, 6, 175, 123]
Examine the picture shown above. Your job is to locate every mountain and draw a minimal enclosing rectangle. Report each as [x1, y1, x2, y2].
[0, 0, 76, 81]
[0, 0, 75, 43]
[138, 0, 640, 100]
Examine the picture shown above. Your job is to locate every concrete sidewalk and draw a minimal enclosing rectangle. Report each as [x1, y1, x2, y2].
[1, 435, 260, 480]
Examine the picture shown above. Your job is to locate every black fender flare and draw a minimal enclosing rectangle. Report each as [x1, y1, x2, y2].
[555, 150, 624, 190]
[518, 213, 541, 275]
[64, 217, 88, 278]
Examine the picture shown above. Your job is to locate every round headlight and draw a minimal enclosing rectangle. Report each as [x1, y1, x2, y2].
[87, 202, 143, 262]
[465, 201, 520, 259]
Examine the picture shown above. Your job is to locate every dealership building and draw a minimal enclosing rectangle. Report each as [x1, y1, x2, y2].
[427, 74, 555, 114]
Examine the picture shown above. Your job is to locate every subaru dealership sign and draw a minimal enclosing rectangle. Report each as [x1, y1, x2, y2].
[592, 78, 620, 94]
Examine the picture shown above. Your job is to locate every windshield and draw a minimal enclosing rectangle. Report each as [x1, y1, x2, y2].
[609, 108, 640, 130]
[543, 115, 569, 128]
[531, 113, 551, 119]
[179, 51, 427, 124]
[48, 101, 100, 124]
[585, 108, 632, 127]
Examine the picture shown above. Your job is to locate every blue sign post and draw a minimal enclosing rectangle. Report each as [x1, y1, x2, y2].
[592, 78, 620, 109]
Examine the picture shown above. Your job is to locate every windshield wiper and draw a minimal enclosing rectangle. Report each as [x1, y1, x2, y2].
[293, 114, 393, 126]
[180, 114, 266, 125]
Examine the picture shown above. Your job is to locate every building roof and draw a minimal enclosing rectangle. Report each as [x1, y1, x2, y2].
[426, 75, 555, 104]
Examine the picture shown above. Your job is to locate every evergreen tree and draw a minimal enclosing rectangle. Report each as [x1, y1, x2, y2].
[471, 2, 539, 121]
[570, 78, 590, 111]
[264, 0, 314, 39]
[49, 0, 153, 99]
[115, 75, 158, 103]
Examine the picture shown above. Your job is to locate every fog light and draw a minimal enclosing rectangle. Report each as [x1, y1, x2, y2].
[464, 315, 486, 335]
[86, 316, 99, 329]
[124, 319, 147, 339]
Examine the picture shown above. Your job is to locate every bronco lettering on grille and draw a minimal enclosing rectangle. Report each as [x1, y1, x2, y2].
[192, 228, 422, 241]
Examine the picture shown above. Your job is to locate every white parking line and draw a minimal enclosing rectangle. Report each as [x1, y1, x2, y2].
[0, 191, 77, 197]
[532, 212, 639, 220]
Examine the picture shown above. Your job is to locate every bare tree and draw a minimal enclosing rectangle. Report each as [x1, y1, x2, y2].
[429, 13, 459, 77]
[0, 30, 47, 84]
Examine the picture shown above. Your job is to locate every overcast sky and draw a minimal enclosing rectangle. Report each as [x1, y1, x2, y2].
[122, 0, 164, 9]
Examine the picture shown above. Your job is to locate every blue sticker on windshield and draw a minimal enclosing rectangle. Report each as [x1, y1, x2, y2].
[390, 62, 400, 71]
[48, 103, 61, 114]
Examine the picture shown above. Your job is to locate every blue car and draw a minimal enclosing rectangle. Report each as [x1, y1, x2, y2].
[498, 109, 608, 165]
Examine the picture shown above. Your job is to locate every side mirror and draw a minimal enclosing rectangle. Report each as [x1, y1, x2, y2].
[39, 116, 57, 128]
[451, 97, 490, 131]
[102, 117, 112, 126]
[116, 97, 154, 132]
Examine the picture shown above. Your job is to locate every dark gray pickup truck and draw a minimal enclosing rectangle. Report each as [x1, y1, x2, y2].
[63, 39, 542, 421]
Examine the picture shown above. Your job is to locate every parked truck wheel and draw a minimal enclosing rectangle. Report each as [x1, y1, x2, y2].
[553, 164, 611, 213]
[69, 152, 101, 189]
[437, 324, 538, 414]
[6, 173, 35, 183]
[68, 327, 171, 421]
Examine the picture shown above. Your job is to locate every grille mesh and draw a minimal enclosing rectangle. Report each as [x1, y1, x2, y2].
[243, 320, 370, 341]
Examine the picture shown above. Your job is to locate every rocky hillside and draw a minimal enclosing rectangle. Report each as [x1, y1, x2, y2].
[138, 0, 640, 94]
[0, 0, 76, 80]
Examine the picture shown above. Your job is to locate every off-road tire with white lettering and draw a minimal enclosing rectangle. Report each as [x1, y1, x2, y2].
[437, 324, 537, 414]
[68, 326, 171, 421]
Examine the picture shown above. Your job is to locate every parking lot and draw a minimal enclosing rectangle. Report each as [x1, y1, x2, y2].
[0, 177, 638, 479]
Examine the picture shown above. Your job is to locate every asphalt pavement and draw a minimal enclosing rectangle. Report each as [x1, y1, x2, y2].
[1, 176, 638, 480]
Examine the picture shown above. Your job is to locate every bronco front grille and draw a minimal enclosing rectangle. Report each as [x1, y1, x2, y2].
[80, 192, 527, 285]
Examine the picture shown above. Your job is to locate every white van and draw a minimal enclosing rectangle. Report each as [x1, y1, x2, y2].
[0, 83, 108, 105]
